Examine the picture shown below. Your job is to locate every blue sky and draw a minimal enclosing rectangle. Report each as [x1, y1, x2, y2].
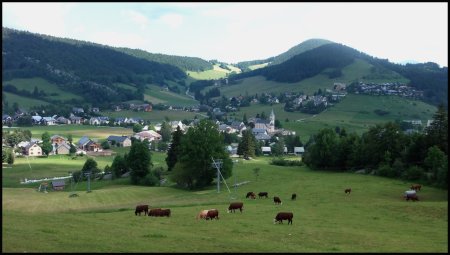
[2, 2, 448, 67]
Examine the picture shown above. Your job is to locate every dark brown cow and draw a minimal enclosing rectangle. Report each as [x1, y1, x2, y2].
[228, 202, 244, 213]
[405, 193, 419, 201]
[345, 188, 352, 194]
[274, 212, 293, 225]
[258, 192, 268, 198]
[148, 208, 171, 217]
[246, 192, 256, 199]
[135, 204, 149, 216]
[206, 209, 219, 220]
[273, 196, 282, 205]
[291, 193, 297, 200]
[410, 184, 422, 191]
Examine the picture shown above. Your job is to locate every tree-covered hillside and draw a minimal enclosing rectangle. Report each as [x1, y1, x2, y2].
[2, 27, 187, 105]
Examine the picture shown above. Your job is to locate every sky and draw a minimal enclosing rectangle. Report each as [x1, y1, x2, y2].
[2, 2, 448, 67]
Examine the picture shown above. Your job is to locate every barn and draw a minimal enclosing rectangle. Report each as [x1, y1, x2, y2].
[51, 180, 65, 191]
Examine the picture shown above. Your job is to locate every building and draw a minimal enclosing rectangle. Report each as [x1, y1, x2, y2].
[23, 143, 42, 156]
[51, 180, 65, 191]
[107, 136, 132, 147]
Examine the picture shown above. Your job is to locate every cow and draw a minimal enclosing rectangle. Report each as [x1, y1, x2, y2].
[246, 192, 256, 199]
[148, 208, 162, 216]
[206, 209, 219, 220]
[258, 192, 268, 198]
[228, 202, 244, 213]
[345, 188, 352, 194]
[410, 184, 422, 191]
[274, 212, 293, 225]
[273, 196, 282, 205]
[135, 204, 149, 216]
[196, 210, 209, 220]
[404, 191, 419, 201]
[291, 193, 297, 200]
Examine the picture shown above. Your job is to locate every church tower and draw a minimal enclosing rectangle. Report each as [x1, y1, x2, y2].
[269, 109, 275, 133]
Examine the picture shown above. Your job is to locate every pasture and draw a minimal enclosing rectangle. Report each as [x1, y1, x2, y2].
[143, 84, 198, 107]
[187, 64, 232, 80]
[2, 153, 448, 252]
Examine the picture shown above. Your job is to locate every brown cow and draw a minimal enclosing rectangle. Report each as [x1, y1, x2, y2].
[273, 196, 282, 205]
[148, 208, 162, 216]
[206, 209, 219, 220]
[410, 184, 422, 191]
[196, 210, 209, 220]
[246, 192, 256, 199]
[135, 204, 149, 216]
[258, 192, 268, 198]
[228, 202, 244, 213]
[274, 212, 293, 225]
[345, 188, 352, 194]
[291, 193, 297, 200]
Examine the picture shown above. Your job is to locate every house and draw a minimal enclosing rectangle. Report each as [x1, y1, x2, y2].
[31, 115, 42, 125]
[72, 107, 84, 114]
[42, 116, 56, 125]
[23, 143, 42, 156]
[91, 107, 100, 113]
[56, 116, 71, 124]
[51, 180, 65, 191]
[85, 140, 101, 152]
[114, 117, 128, 125]
[294, 147, 305, 155]
[255, 133, 271, 141]
[107, 136, 132, 147]
[2, 114, 12, 124]
[262, 146, 272, 155]
[77, 136, 91, 150]
[70, 116, 84, 124]
[51, 135, 66, 146]
[169, 120, 185, 132]
[135, 130, 162, 142]
[55, 143, 71, 155]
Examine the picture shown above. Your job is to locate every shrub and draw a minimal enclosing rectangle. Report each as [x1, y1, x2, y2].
[403, 165, 425, 181]
[270, 157, 303, 167]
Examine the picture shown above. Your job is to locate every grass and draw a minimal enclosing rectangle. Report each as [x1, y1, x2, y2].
[143, 84, 198, 107]
[2, 77, 82, 101]
[2, 153, 447, 252]
[2, 92, 51, 109]
[248, 63, 269, 70]
[187, 64, 232, 80]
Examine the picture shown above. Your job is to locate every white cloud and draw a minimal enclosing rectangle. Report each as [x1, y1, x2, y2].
[157, 13, 184, 29]
[2, 2, 77, 37]
[121, 10, 150, 30]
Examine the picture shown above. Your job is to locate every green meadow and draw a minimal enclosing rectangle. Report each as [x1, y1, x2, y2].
[3, 77, 83, 101]
[187, 64, 232, 80]
[3, 91, 50, 109]
[2, 153, 448, 252]
[144, 84, 198, 106]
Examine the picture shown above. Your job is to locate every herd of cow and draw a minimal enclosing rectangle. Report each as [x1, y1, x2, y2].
[134, 184, 422, 224]
[135, 191, 297, 225]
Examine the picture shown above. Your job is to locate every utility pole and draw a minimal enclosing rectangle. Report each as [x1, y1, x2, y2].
[211, 158, 223, 193]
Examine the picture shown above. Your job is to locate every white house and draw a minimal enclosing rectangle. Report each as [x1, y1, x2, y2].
[294, 147, 305, 155]
[262, 146, 271, 155]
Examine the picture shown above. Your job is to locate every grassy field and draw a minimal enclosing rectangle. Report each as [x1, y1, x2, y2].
[144, 84, 198, 107]
[3, 77, 83, 101]
[2, 153, 447, 252]
[187, 64, 232, 80]
[248, 63, 269, 70]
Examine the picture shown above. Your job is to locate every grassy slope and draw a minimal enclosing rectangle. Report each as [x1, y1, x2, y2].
[143, 84, 198, 106]
[248, 63, 269, 70]
[3, 92, 50, 109]
[187, 64, 231, 80]
[2, 77, 82, 101]
[2, 153, 447, 252]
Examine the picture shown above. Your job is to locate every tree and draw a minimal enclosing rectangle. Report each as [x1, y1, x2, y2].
[271, 138, 285, 156]
[166, 126, 183, 171]
[111, 154, 129, 179]
[101, 140, 111, 150]
[69, 144, 77, 155]
[7, 150, 14, 165]
[128, 140, 154, 185]
[425, 104, 448, 154]
[160, 121, 172, 142]
[424, 146, 447, 182]
[237, 129, 256, 158]
[170, 119, 232, 189]
[41, 131, 53, 156]
[67, 134, 73, 144]
[133, 123, 143, 133]
[303, 128, 339, 169]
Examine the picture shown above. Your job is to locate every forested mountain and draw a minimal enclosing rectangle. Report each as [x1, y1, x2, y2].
[231, 43, 448, 107]
[115, 48, 213, 72]
[236, 38, 332, 71]
[2, 27, 187, 105]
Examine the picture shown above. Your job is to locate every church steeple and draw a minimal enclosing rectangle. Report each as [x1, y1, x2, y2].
[269, 108, 275, 133]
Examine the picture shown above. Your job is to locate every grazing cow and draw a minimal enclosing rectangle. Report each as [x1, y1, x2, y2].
[228, 202, 244, 213]
[273, 196, 282, 205]
[258, 192, 268, 198]
[246, 192, 256, 199]
[196, 210, 209, 220]
[404, 191, 419, 201]
[148, 208, 162, 216]
[135, 204, 149, 216]
[291, 193, 297, 200]
[206, 209, 219, 220]
[345, 188, 352, 194]
[410, 184, 422, 191]
[274, 212, 293, 225]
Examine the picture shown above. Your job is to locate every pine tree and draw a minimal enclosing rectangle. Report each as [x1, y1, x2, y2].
[166, 126, 183, 171]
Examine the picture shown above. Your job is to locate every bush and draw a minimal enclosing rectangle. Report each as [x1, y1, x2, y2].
[403, 165, 425, 181]
[270, 157, 303, 167]
[141, 172, 159, 186]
